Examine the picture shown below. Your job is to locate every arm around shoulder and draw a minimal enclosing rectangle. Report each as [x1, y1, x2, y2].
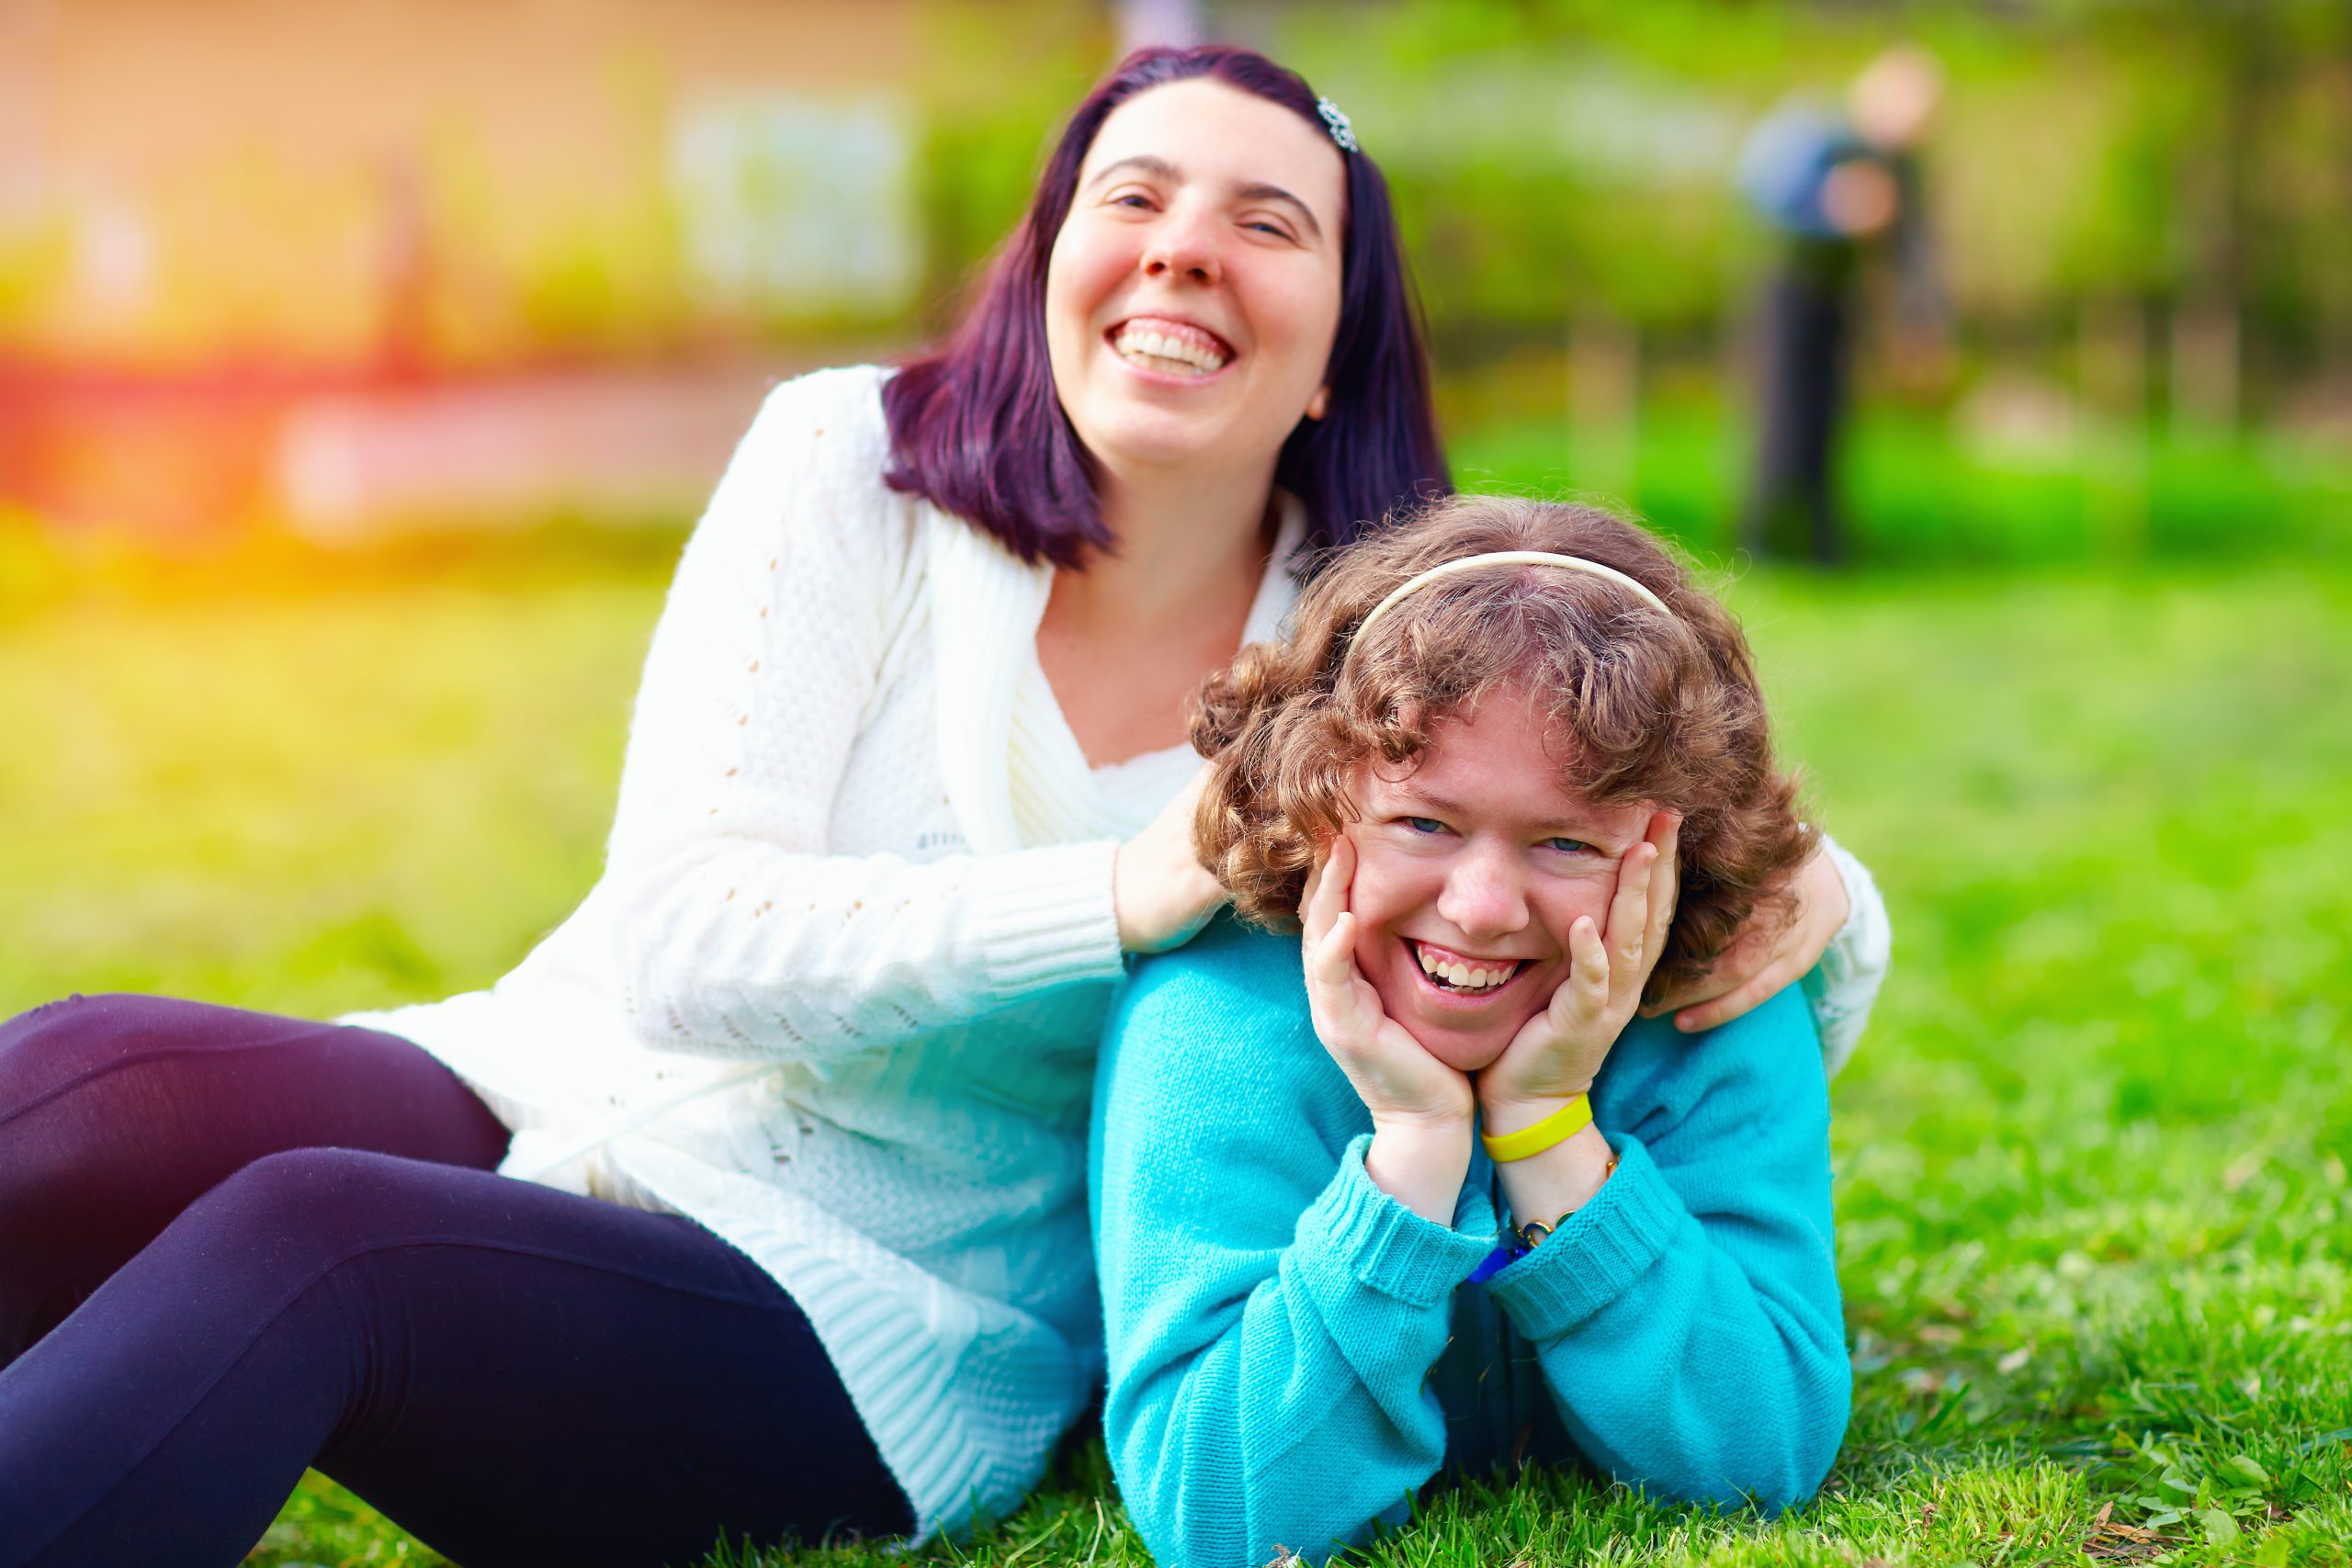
[603, 368, 1125, 1062]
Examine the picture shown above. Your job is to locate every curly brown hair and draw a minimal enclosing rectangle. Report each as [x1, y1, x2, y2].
[1190, 495, 1816, 1004]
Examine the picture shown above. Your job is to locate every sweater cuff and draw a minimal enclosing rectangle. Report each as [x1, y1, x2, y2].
[973, 840, 1127, 992]
[1295, 1134, 1491, 1310]
[1484, 1134, 1686, 1338]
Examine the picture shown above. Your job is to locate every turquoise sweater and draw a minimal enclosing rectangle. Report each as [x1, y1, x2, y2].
[1090, 918, 1849, 1568]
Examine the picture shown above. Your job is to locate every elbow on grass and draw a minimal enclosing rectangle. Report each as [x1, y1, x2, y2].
[1597, 1355, 1851, 1520]
[1712, 1416, 1847, 1517]
[1125, 1509, 1363, 1568]
[1107, 1415, 1374, 1568]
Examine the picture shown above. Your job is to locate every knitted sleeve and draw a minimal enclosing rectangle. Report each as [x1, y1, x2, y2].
[1483, 990, 1850, 1511]
[1091, 921, 1492, 1568]
[1808, 830, 1892, 1077]
[600, 367, 1125, 1061]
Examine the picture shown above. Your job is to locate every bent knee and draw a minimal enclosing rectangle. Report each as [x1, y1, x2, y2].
[169, 1149, 513, 1292]
[0, 991, 159, 1055]
[153, 1151, 450, 1298]
[0, 996, 224, 1186]
[0, 992, 257, 1083]
[193, 1147, 422, 1235]
[0, 995, 356, 1125]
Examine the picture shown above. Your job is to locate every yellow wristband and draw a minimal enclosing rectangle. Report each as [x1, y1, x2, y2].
[1479, 1094, 1593, 1163]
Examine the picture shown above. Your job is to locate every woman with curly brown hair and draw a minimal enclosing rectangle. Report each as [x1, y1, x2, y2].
[1091, 496, 1851, 1568]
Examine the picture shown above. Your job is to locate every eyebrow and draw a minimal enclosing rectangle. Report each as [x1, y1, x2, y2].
[1085, 154, 1326, 242]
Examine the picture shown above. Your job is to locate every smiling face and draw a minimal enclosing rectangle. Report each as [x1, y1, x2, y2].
[1341, 687, 1657, 1073]
[1044, 77, 1347, 484]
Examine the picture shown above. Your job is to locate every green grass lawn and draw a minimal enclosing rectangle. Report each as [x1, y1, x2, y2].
[3, 551, 2347, 1567]
[1446, 405, 2352, 569]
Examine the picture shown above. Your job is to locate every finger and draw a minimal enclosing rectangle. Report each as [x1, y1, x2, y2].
[1604, 843, 1656, 969]
[1641, 919, 1759, 1018]
[1645, 813, 1681, 954]
[1306, 910, 1370, 1045]
[1309, 909, 1359, 990]
[1563, 913, 1611, 1018]
[1641, 969, 1728, 1018]
[1671, 950, 1804, 1032]
[1605, 849, 1660, 1014]
[1301, 836, 1350, 946]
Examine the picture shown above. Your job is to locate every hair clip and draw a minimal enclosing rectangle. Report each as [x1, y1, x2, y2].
[1317, 96, 1358, 153]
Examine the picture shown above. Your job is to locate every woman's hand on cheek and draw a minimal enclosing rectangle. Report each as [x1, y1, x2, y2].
[1477, 812, 1679, 1131]
[1643, 833, 1848, 1033]
[1302, 834, 1476, 1223]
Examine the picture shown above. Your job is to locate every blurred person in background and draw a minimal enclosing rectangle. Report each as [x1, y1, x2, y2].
[0, 44, 1886, 1568]
[1736, 43, 1948, 565]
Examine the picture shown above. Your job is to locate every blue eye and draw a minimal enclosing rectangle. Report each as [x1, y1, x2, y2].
[1404, 817, 1447, 835]
[1544, 838, 1591, 854]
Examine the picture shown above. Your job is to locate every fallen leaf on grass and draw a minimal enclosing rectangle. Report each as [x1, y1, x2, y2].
[2082, 1501, 2174, 1562]
[2083, 1538, 2167, 1561]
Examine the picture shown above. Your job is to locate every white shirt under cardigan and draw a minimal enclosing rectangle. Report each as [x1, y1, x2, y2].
[345, 365, 1890, 1542]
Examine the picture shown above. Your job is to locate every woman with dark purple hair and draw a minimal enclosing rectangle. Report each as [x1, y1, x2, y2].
[0, 45, 1887, 1567]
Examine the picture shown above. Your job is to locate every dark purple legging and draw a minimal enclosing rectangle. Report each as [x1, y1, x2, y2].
[0, 993, 911, 1568]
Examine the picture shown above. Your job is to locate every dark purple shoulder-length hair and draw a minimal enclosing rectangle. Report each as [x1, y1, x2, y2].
[881, 45, 1449, 568]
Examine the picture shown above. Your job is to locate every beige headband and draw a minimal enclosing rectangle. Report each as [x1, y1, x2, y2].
[1350, 549, 1671, 649]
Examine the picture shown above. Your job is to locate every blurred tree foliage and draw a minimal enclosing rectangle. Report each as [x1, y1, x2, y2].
[888, 0, 2351, 434]
[1236, 0, 2352, 378]
[5, 0, 2344, 423]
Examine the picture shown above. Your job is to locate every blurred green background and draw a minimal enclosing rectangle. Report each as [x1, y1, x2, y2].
[1, 0, 2346, 563]
[3, 2, 2348, 1565]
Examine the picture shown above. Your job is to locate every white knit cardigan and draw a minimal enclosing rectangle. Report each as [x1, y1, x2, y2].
[346, 365, 1890, 1540]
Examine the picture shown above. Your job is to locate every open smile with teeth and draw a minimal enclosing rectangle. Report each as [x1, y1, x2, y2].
[1409, 939, 1530, 996]
[1109, 317, 1232, 377]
